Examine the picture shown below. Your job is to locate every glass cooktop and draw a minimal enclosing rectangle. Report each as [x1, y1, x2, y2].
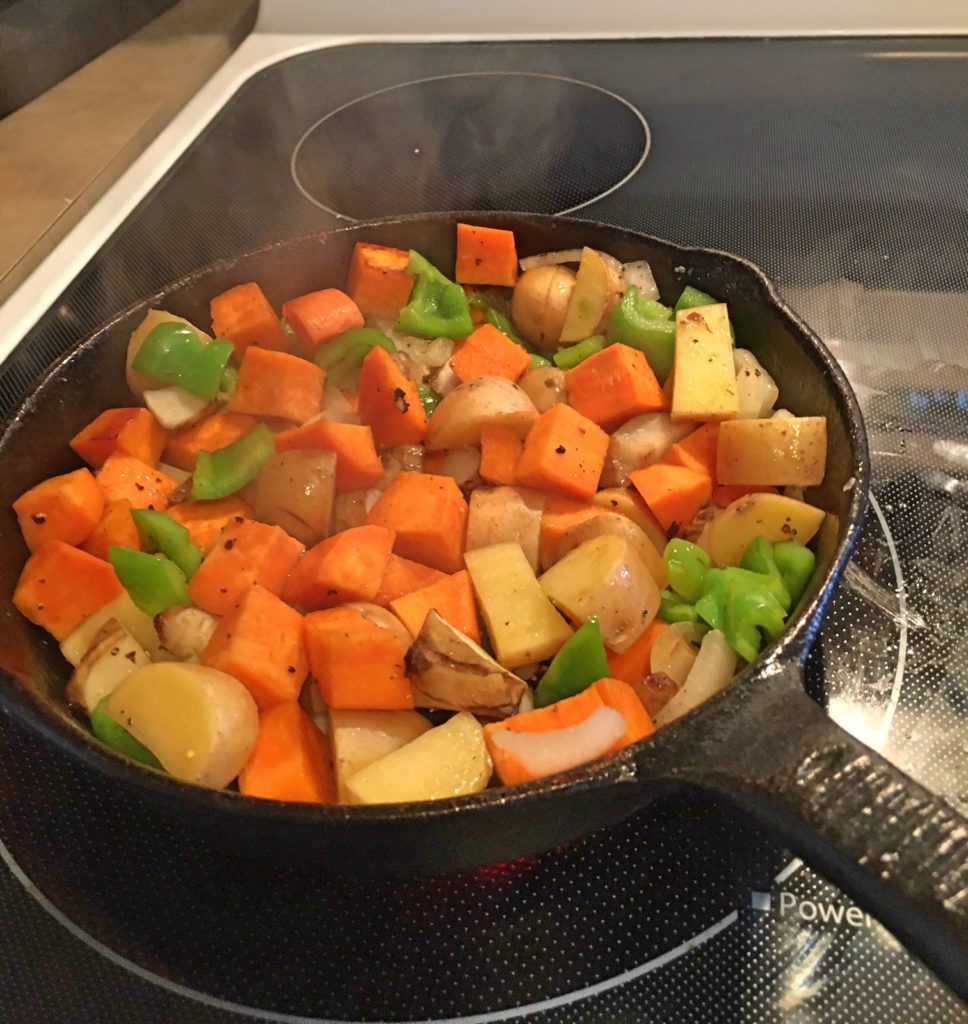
[1, 37, 966, 1023]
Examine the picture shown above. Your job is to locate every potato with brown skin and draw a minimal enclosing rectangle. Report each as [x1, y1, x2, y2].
[105, 663, 258, 789]
[67, 619, 151, 712]
[551, 511, 667, 589]
[466, 486, 544, 572]
[246, 450, 336, 545]
[407, 610, 526, 718]
[511, 265, 576, 350]
[517, 366, 568, 413]
[540, 534, 660, 654]
[707, 492, 826, 567]
[426, 377, 538, 451]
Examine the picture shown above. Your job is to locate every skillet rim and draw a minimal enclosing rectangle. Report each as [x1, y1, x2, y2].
[0, 210, 870, 825]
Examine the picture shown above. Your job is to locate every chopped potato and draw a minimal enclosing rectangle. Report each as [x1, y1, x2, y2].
[66, 620, 150, 712]
[426, 377, 538, 450]
[511, 266, 576, 350]
[466, 486, 544, 572]
[517, 366, 568, 413]
[716, 416, 827, 487]
[559, 248, 623, 342]
[707, 492, 826, 567]
[408, 610, 525, 718]
[540, 534, 660, 653]
[246, 449, 336, 545]
[552, 511, 667, 590]
[591, 487, 668, 555]
[671, 304, 739, 422]
[329, 708, 432, 802]
[344, 712, 492, 804]
[106, 663, 258, 788]
[464, 543, 573, 668]
[61, 592, 163, 666]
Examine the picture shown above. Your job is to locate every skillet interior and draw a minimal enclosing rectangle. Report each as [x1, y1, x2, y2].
[0, 212, 865, 866]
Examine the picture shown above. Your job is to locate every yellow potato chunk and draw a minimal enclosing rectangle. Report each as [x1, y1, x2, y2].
[106, 663, 258, 789]
[707, 493, 826, 567]
[716, 416, 827, 486]
[344, 712, 492, 804]
[464, 543, 573, 668]
[539, 534, 660, 653]
[329, 709, 432, 802]
[671, 304, 739, 422]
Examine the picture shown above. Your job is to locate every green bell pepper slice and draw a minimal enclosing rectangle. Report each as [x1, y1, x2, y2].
[740, 536, 792, 611]
[467, 294, 526, 347]
[130, 509, 202, 580]
[315, 327, 396, 389]
[606, 286, 676, 381]
[132, 322, 234, 400]
[417, 383, 441, 416]
[664, 539, 711, 603]
[674, 285, 718, 312]
[694, 567, 787, 662]
[396, 251, 474, 339]
[553, 335, 606, 370]
[108, 547, 191, 617]
[534, 618, 610, 707]
[660, 589, 700, 624]
[528, 353, 552, 369]
[218, 364, 238, 396]
[191, 423, 275, 501]
[773, 540, 817, 607]
[91, 696, 162, 768]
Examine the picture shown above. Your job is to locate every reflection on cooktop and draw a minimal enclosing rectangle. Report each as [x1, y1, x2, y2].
[291, 72, 649, 219]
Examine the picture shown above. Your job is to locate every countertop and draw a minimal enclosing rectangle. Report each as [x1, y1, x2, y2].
[0, 0, 257, 306]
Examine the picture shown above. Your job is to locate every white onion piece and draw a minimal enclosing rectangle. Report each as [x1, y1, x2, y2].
[143, 386, 211, 430]
[650, 622, 704, 685]
[621, 260, 660, 300]
[321, 387, 360, 424]
[772, 408, 795, 420]
[653, 629, 737, 727]
[441, 446, 481, 487]
[488, 707, 626, 779]
[157, 461, 190, 484]
[518, 688, 535, 714]
[432, 362, 459, 398]
[363, 489, 382, 513]
[733, 349, 779, 419]
[518, 248, 585, 272]
[384, 329, 454, 369]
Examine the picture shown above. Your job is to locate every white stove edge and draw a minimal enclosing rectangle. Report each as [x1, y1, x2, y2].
[2, 26, 966, 363]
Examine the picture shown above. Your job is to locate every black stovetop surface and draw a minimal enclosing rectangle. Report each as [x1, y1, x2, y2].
[1, 37, 966, 1024]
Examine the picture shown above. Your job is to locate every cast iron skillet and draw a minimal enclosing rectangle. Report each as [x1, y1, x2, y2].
[0, 213, 965, 998]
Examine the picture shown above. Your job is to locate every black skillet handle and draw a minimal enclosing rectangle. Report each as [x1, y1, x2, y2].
[654, 660, 968, 1000]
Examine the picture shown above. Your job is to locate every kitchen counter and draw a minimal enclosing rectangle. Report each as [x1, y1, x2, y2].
[0, 0, 257, 306]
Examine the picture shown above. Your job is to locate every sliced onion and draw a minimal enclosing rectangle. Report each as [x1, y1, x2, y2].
[772, 408, 795, 420]
[441, 445, 481, 487]
[733, 349, 779, 419]
[653, 629, 737, 727]
[321, 387, 360, 424]
[517, 687, 535, 714]
[519, 248, 585, 272]
[363, 489, 382, 513]
[622, 260, 660, 300]
[432, 362, 459, 397]
[650, 621, 705, 685]
[488, 707, 626, 779]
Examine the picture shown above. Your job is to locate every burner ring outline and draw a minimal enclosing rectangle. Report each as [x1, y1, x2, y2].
[290, 70, 651, 221]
